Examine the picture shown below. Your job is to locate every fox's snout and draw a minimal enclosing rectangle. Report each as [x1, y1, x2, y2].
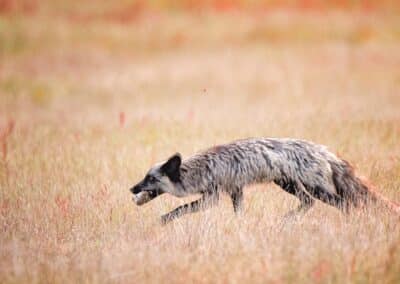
[130, 185, 142, 194]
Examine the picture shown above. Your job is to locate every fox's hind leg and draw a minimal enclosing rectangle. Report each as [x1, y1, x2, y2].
[274, 178, 315, 218]
[304, 185, 347, 212]
[229, 187, 243, 214]
[283, 182, 315, 219]
[161, 191, 219, 225]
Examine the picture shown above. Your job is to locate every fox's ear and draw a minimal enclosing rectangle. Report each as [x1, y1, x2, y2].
[161, 153, 182, 182]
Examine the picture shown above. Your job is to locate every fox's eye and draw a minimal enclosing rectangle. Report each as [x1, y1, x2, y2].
[148, 176, 157, 183]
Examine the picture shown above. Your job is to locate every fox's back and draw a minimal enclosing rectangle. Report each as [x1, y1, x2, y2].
[181, 138, 339, 193]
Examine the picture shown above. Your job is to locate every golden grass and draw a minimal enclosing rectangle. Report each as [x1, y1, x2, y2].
[1, 6, 400, 284]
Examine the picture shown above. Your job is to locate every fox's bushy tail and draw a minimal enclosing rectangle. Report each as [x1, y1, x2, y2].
[329, 159, 400, 214]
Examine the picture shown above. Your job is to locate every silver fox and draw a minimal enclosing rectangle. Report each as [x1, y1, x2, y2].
[130, 138, 399, 224]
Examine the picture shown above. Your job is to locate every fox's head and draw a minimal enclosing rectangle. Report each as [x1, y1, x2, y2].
[130, 153, 182, 205]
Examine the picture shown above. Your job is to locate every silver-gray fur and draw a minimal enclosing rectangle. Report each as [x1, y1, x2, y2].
[130, 138, 398, 224]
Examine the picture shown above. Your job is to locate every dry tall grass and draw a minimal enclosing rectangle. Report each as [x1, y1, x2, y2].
[1, 3, 400, 283]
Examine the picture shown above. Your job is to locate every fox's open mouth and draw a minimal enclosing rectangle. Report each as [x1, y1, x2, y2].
[132, 190, 157, 206]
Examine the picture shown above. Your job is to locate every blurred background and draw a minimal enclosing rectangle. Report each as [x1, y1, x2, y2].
[2, 0, 400, 162]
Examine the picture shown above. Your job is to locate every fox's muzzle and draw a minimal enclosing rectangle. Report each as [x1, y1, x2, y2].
[130, 184, 161, 206]
[132, 191, 152, 205]
[131, 185, 142, 195]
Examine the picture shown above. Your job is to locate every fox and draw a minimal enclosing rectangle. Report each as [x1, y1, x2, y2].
[130, 138, 399, 224]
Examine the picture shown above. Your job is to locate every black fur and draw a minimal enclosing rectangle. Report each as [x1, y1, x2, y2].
[161, 153, 182, 183]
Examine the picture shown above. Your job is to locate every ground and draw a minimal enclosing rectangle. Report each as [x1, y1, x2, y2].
[1, 2, 400, 283]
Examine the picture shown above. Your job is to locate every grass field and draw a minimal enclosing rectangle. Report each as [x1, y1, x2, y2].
[1, 2, 400, 283]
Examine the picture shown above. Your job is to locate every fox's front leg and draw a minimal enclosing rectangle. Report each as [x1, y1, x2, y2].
[161, 192, 219, 225]
[229, 186, 243, 214]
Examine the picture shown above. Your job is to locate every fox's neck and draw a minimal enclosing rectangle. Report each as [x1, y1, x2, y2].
[176, 161, 209, 196]
[170, 181, 187, 197]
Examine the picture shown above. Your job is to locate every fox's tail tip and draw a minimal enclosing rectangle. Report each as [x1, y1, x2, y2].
[330, 159, 400, 215]
[369, 189, 400, 215]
